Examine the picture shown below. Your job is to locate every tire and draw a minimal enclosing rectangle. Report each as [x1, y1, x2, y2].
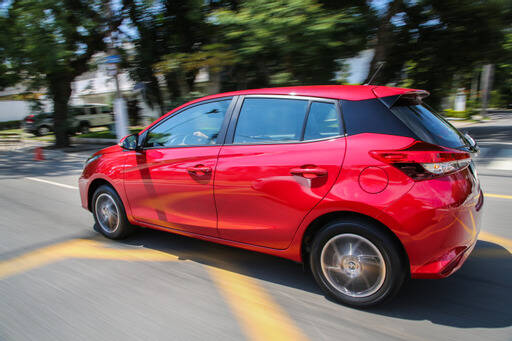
[37, 125, 51, 136]
[92, 185, 134, 239]
[309, 218, 406, 308]
[79, 122, 90, 134]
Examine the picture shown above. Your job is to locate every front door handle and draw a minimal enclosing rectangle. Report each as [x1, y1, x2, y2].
[187, 165, 212, 175]
[290, 166, 328, 179]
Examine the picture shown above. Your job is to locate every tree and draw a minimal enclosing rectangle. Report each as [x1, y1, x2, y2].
[494, 28, 512, 106]
[2, 0, 119, 147]
[365, 0, 510, 107]
[123, 0, 210, 113]
[213, 0, 370, 89]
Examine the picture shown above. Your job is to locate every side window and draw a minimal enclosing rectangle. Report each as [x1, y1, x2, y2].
[304, 102, 341, 140]
[233, 98, 308, 144]
[145, 99, 230, 147]
[70, 107, 86, 116]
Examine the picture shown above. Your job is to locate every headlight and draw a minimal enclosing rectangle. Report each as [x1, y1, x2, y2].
[84, 154, 101, 167]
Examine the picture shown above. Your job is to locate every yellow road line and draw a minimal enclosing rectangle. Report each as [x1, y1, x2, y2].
[209, 267, 309, 341]
[484, 193, 512, 200]
[479, 231, 512, 253]
[0, 241, 72, 280]
[0, 239, 178, 280]
[1, 238, 309, 341]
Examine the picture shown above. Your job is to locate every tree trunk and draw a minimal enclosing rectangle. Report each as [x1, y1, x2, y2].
[365, 0, 402, 84]
[48, 75, 72, 148]
[208, 68, 221, 94]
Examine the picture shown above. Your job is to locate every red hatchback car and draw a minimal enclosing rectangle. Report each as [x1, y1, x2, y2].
[79, 85, 483, 307]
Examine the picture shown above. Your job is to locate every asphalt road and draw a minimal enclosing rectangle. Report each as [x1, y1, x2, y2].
[0, 137, 511, 341]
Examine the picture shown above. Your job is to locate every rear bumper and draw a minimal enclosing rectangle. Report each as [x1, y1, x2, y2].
[384, 169, 483, 279]
[412, 237, 478, 279]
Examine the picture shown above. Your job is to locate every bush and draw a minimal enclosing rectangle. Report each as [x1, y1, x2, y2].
[0, 120, 21, 130]
[443, 109, 472, 119]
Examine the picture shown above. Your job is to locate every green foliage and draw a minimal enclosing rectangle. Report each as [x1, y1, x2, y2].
[155, 44, 239, 74]
[1, 0, 116, 146]
[125, 0, 371, 109]
[212, 0, 368, 86]
[494, 29, 512, 105]
[372, 0, 511, 107]
[443, 109, 471, 119]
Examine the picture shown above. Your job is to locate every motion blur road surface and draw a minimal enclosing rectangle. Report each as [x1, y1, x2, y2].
[1, 119, 511, 340]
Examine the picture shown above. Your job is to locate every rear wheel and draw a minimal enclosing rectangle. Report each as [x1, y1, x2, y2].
[92, 185, 134, 239]
[310, 218, 406, 307]
[36, 125, 51, 136]
[79, 122, 90, 134]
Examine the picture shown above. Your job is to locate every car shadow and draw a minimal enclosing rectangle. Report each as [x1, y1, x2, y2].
[367, 240, 512, 328]
[118, 228, 511, 329]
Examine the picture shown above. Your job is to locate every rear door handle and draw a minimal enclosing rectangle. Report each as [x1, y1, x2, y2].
[290, 166, 328, 178]
[187, 165, 212, 175]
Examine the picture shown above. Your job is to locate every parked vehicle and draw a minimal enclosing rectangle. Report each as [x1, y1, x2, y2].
[79, 85, 483, 307]
[23, 112, 53, 136]
[23, 112, 78, 136]
[71, 104, 113, 134]
[23, 104, 113, 136]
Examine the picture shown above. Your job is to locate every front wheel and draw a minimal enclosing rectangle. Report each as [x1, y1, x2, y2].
[92, 185, 134, 239]
[310, 218, 406, 307]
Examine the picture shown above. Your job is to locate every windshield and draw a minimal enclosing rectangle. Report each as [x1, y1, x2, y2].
[390, 103, 469, 150]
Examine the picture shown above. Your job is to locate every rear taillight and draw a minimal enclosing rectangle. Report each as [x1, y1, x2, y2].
[370, 141, 471, 180]
[25, 114, 35, 123]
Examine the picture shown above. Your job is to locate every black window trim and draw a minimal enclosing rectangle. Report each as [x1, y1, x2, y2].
[225, 94, 346, 146]
[141, 96, 237, 149]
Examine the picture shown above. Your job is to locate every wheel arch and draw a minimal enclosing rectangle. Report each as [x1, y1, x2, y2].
[87, 178, 115, 212]
[300, 210, 410, 276]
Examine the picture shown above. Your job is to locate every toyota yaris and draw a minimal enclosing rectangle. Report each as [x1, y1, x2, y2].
[79, 85, 483, 307]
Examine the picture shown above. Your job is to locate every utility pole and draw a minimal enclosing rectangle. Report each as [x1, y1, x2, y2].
[480, 64, 494, 118]
[106, 1, 128, 141]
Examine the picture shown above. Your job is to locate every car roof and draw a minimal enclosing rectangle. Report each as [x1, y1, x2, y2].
[141, 85, 426, 134]
[195, 85, 423, 102]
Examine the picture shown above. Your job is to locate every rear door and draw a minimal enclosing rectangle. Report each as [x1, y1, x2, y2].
[214, 96, 346, 249]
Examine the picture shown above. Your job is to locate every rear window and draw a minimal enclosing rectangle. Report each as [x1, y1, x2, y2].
[390, 103, 468, 149]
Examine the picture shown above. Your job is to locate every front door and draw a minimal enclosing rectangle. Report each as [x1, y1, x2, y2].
[123, 98, 232, 236]
[214, 97, 346, 249]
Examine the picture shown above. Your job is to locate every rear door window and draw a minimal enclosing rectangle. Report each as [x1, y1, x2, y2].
[233, 98, 308, 144]
[390, 104, 468, 149]
[304, 102, 342, 140]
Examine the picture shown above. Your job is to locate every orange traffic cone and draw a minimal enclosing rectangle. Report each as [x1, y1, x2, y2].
[34, 147, 45, 161]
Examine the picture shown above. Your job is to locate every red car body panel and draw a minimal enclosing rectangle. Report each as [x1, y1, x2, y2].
[122, 147, 221, 236]
[79, 85, 482, 279]
[215, 137, 346, 249]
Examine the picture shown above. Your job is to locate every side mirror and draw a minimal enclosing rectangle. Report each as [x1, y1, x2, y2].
[120, 133, 140, 150]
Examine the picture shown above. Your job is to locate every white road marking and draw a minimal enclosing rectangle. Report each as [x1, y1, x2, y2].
[486, 159, 512, 171]
[25, 177, 78, 190]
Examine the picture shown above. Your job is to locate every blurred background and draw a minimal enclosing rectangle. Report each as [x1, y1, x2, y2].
[0, 0, 511, 145]
[0, 1, 512, 341]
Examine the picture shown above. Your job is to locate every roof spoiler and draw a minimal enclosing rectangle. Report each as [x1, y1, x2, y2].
[373, 89, 430, 108]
